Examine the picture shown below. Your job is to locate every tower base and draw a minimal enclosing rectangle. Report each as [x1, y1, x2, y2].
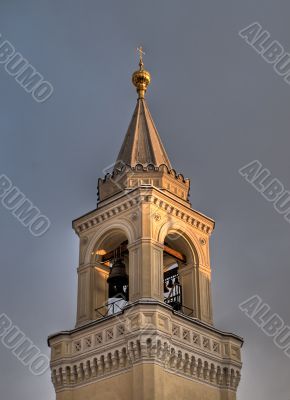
[48, 301, 242, 400]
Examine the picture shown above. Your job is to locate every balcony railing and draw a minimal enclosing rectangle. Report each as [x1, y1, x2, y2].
[95, 298, 128, 318]
[95, 294, 194, 320]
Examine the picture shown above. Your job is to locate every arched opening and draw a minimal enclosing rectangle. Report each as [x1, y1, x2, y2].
[92, 229, 130, 317]
[163, 231, 197, 317]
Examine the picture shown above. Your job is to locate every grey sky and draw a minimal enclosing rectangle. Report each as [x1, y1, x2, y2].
[0, 1, 290, 399]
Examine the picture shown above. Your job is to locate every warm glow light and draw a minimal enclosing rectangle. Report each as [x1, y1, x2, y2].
[95, 249, 106, 255]
[94, 266, 109, 277]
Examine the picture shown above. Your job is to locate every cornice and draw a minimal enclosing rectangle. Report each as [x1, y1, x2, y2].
[51, 343, 241, 394]
[72, 188, 215, 237]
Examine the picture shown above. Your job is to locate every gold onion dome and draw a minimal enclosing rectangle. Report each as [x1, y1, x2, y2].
[132, 46, 151, 99]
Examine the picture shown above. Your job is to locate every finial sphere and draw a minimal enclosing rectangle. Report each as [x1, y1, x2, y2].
[132, 69, 151, 99]
[132, 46, 151, 99]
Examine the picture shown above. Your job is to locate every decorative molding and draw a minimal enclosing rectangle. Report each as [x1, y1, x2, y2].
[199, 237, 206, 246]
[97, 163, 190, 204]
[153, 213, 161, 221]
[49, 305, 242, 394]
[73, 191, 214, 237]
[100, 164, 189, 186]
[51, 337, 241, 393]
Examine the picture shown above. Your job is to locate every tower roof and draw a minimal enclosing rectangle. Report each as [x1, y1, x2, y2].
[115, 47, 172, 170]
[98, 49, 190, 205]
[115, 98, 172, 170]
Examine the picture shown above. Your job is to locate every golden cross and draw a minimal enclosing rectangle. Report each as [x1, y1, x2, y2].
[137, 46, 145, 63]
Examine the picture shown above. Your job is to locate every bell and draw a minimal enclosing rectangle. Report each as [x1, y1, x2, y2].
[167, 278, 174, 289]
[107, 258, 128, 299]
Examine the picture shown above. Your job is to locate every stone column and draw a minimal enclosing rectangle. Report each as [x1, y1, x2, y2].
[178, 263, 196, 316]
[197, 266, 213, 325]
[76, 263, 95, 326]
[128, 239, 164, 301]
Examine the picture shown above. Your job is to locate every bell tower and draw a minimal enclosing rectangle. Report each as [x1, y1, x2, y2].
[48, 52, 243, 400]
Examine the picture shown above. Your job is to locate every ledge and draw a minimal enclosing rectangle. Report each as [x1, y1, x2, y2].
[48, 299, 243, 347]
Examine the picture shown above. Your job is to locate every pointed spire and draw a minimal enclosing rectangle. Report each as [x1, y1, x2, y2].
[115, 99, 172, 169]
[115, 48, 172, 170]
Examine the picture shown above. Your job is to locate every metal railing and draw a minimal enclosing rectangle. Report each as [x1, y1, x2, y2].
[95, 298, 128, 318]
[175, 304, 195, 317]
[164, 297, 194, 317]
[95, 295, 194, 320]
